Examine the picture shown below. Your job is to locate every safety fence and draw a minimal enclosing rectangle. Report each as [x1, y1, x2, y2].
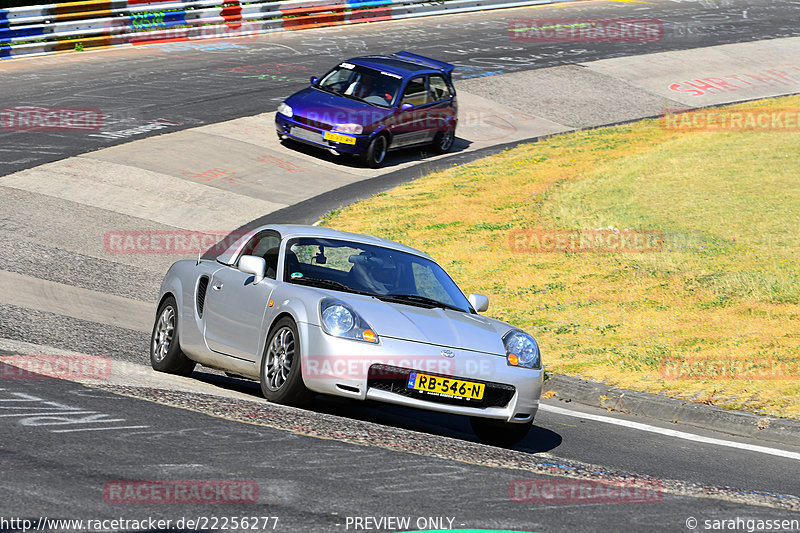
[0, 0, 572, 59]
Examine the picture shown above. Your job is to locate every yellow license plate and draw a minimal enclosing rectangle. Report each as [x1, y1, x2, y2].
[407, 372, 485, 400]
[324, 131, 357, 145]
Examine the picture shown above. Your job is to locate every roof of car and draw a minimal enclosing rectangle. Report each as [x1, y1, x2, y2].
[348, 56, 441, 77]
[264, 224, 432, 259]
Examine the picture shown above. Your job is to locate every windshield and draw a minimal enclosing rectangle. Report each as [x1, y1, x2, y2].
[284, 237, 474, 313]
[317, 63, 402, 107]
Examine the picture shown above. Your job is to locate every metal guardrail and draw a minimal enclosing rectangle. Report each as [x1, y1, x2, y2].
[0, 0, 570, 60]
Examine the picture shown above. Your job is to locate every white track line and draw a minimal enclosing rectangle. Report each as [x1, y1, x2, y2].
[539, 403, 800, 461]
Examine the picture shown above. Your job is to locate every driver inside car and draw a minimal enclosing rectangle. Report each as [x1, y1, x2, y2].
[346, 72, 393, 105]
[347, 252, 391, 294]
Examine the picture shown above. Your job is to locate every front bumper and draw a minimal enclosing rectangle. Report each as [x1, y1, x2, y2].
[275, 113, 369, 155]
[298, 322, 542, 423]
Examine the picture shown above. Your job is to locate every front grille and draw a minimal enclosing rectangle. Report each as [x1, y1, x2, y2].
[294, 115, 333, 131]
[197, 276, 209, 318]
[367, 364, 515, 409]
[290, 125, 324, 144]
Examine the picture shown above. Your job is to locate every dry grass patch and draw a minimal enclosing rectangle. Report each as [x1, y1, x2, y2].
[323, 95, 800, 419]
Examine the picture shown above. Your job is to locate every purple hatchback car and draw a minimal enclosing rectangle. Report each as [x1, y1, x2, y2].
[275, 52, 457, 168]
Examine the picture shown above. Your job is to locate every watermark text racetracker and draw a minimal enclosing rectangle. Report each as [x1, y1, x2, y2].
[106, 17, 263, 45]
[662, 356, 800, 380]
[1, 107, 147, 132]
[1, 354, 111, 380]
[103, 230, 249, 255]
[509, 479, 664, 504]
[661, 107, 800, 131]
[509, 18, 663, 42]
[303, 355, 457, 381]
[1, 107, 103, 131]
[104, 480, 258, 504]
[281, 108, 522, 133]
[509, 228, 664, 253]
[0, 516, 279, 532]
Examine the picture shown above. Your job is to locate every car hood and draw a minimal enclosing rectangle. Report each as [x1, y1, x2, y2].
[285, 87, 394, 126]
[335, 293, 508, 355]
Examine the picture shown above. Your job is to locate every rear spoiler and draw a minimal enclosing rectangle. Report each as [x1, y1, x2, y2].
[392, 51, 455, 77]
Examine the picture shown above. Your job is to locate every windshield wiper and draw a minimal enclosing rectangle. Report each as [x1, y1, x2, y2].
[378, 294, 463, 312]
[289, 276, 373, 296]
[340, 93, 373, 105]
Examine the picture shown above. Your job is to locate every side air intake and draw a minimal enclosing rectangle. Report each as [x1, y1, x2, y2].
[197, 276, 209, 318]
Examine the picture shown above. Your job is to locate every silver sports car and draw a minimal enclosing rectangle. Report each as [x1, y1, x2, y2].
[150, 224, 543, 445]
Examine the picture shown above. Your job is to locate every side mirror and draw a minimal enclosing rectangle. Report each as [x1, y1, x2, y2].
[468, 293, 489, 313]
[401, 102, 414, 111]
[310, 76, 319, 85]
[238, 255, 266, 285]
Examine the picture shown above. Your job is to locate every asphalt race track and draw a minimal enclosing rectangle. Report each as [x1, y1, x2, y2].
[1, 0, 800, 531]
[2, 0, 800, 175]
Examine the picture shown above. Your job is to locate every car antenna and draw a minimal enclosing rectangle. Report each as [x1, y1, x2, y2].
[197, 249, 201, 266]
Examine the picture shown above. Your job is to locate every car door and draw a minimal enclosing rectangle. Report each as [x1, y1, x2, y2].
[392, 75, 434, 148]
[203, 231, 280, 361]
[426, 73, 456, 136]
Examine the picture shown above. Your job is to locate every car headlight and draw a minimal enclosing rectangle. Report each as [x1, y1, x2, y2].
[277, 102, 293, 118]
[332, 123, 363, 134]
[503, 330, 541, 369]
[320, 298, 378, 343]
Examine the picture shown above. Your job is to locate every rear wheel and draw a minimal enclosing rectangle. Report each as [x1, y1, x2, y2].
[260, 318, 314, 406]
[470, 417, 531, 447]
[361, 134, 388, 168]
[431, 126, 455, 154]
[150, 296, 195, 376]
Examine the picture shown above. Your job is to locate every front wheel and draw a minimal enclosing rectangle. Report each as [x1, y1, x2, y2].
[470, 417, 532, 447]
[150, 296, 195, 376]
[431, 126, 455, 154]
[361, 134, 388, 168]
[260, 318, 313, 406]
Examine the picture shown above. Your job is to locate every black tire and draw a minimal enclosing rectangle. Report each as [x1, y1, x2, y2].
[361, 134, 388, 168]
[431, 126, 456, 154]
[260, 318, 314, 406]
[150, 296, 196, 376]
[470, 417, 532, 447]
